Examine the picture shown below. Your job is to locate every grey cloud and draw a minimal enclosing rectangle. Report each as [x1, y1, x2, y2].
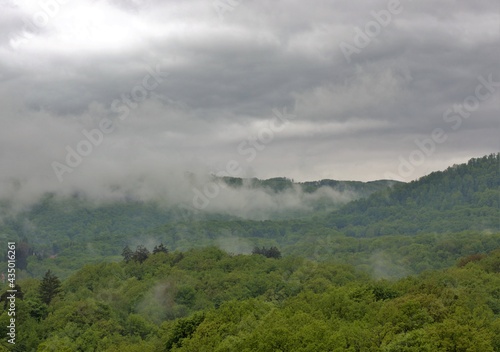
[0, 0, 498, 209]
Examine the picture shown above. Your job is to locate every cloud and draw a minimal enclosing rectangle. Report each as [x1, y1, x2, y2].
[0, 0, 498, 208]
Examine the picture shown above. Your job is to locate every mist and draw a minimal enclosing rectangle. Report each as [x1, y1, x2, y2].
[1, 0, 498, 216]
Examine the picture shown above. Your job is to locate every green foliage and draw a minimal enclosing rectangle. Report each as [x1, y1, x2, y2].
[326, 153, 500, 236]
[38, 270, 61, 305]
[124, 313, 158, 339]
[131, 245, 150, 264]
[165, 312, 205, 350]
[122, 245, 133, 263]
[153, 243, 169, 255]
[4, 247, 498, 350]
[1, 155, 497, 280]
[0, 284, 23, 310]
[0, 154, 498, 349]
[251, 246, 282, 259]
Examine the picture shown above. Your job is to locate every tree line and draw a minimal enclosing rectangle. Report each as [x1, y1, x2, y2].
[0, 246, 498, 351]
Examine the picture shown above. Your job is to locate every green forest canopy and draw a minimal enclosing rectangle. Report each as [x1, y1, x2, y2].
[1, 246, 499, 351]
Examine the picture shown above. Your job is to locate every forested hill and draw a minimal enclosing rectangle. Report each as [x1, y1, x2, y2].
[1, 154, 498, 279]
[0, 175, 397, 276]
[0, 175, 397, 249]
[219, 176, 399, 197]
[325, 153, 500, 235]
[3, 247, 500, 351]
[0, 175, 396, 244]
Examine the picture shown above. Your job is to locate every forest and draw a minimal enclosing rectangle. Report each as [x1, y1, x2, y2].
[1, 246, 499, 351]
[0, 153, 499, 350]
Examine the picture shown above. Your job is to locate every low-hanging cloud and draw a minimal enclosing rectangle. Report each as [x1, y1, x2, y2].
[0, 0, 498, 212]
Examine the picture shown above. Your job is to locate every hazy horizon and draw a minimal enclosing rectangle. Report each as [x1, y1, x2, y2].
[1, 0, 498, 207]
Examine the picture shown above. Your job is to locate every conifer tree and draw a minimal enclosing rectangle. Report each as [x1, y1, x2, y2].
[39, 270, 61, 305]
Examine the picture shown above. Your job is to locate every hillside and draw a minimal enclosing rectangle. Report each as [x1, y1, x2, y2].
[324, 153, 500, 236]
[1, 247, 499, 351]
[220, 176, 398, 197]
[0, 154, 497, 280]
[0, 154, 499, 350]
[0, 177, 396, 278]
[134, 154, 500, 276]
[7, 151, 498, 264]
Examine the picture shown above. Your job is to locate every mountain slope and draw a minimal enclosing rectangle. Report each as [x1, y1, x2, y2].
[324, 153, 500, 235]
[0, 176, 397, 276]
[1, 154, 498, 279]
[220, 176, 399, 196]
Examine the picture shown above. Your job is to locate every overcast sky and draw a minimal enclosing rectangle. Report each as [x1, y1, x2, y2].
[0, 0, 499, 205]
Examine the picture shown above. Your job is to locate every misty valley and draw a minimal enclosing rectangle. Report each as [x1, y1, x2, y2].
[3, 0, 499, 349]
[0, 153, 498, 351]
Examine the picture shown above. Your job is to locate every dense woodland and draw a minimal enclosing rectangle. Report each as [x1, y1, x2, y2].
[0, 153, 499, 350]
[0, 247, 499, 351]
[1, 154, 497, 279]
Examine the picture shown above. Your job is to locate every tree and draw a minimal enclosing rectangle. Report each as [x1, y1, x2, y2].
[1, 284, 24, 309]
[132, 245, 150, 264]
[17, 239, 32, 270]
[122, 245, 133, 262]
[252, 246, 282, 259]
[165, 313, 205, 350]
[267, 246, 282, 259]
[39, 270, 62, 305]
[153, 243, 168, 255]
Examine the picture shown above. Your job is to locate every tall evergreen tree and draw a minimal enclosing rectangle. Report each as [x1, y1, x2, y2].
[39, 270, 61, 305]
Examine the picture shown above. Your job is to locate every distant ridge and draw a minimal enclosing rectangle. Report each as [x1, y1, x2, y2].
[1, 154, 498, 278]
[325, 153, 500, 235]
[218, 175, 400, 196]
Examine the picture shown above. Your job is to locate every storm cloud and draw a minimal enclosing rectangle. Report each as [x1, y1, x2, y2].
[0, 0, 498, 208]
